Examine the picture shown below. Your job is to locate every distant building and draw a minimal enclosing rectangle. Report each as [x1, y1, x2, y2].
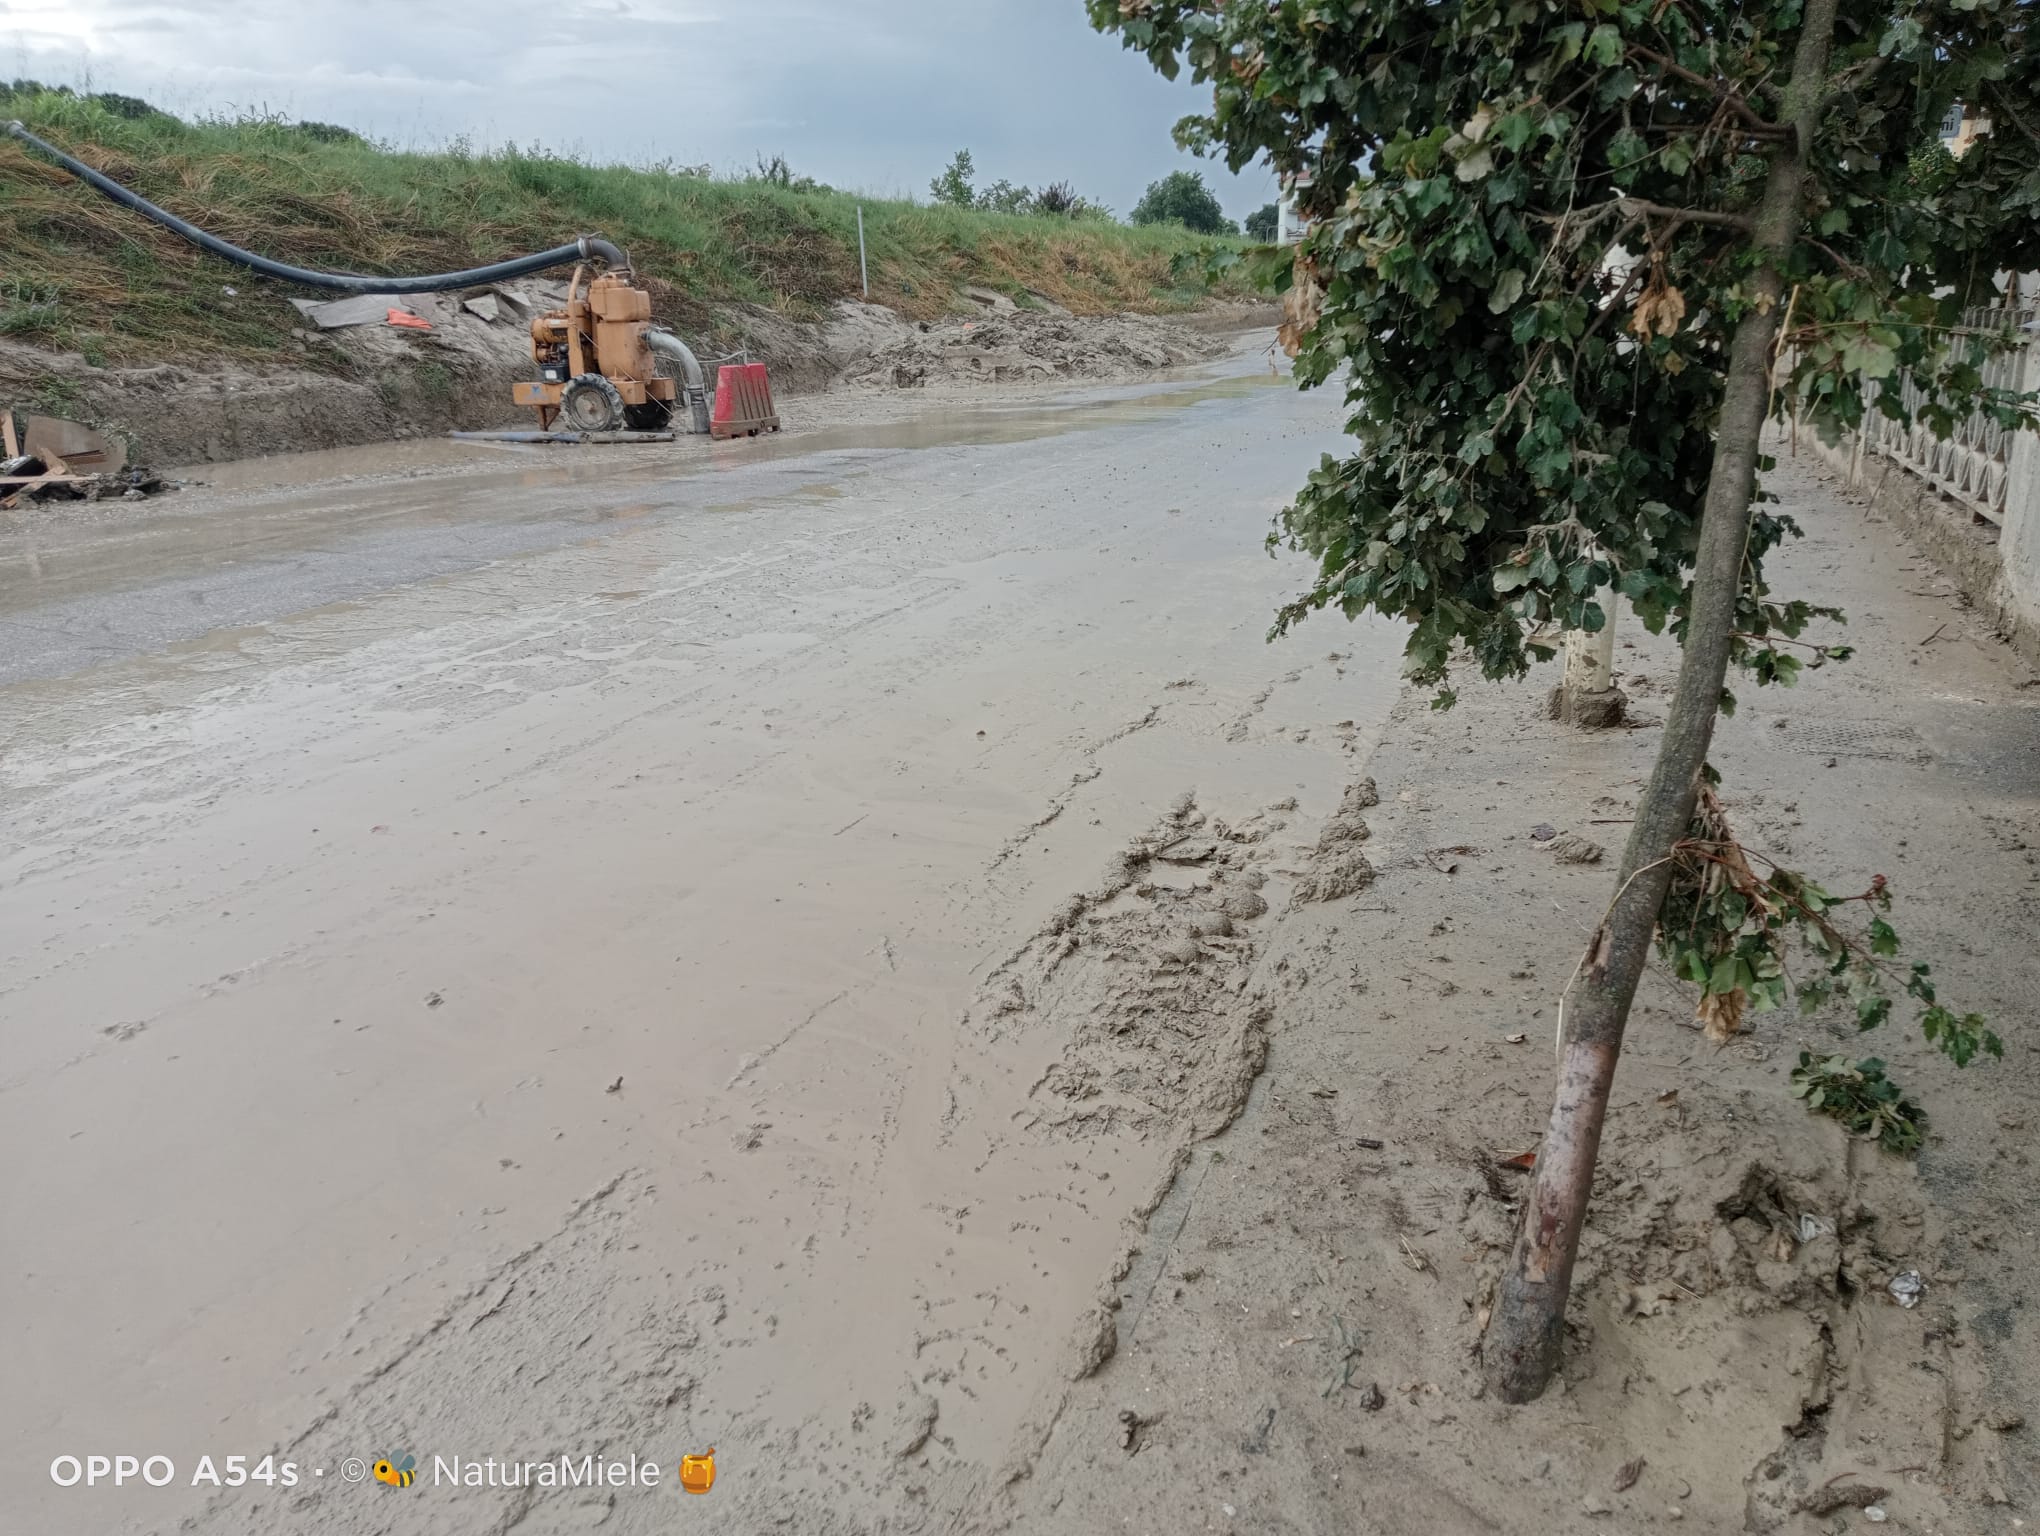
[1933, 108, 2031, 300]
[1940, 104, 1989, 157]
[1277, 171, 1315, 245]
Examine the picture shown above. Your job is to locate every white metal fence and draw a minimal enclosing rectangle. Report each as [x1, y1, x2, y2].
[1856, 302, 2037, 527]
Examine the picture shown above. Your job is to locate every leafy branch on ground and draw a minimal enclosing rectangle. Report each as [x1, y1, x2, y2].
[1790, 1054, 1926, 1154]
[1655, 781, 1996, 1149]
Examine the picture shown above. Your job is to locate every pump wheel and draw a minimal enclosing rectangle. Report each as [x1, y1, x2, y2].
[559, 373, 626, 433]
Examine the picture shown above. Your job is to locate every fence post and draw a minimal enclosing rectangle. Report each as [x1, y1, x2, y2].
[857, 206, 869, 299]
[1998, 322, 2040, 633]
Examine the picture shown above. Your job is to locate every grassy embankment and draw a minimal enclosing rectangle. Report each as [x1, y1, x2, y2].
[0, 89, 1247, 374]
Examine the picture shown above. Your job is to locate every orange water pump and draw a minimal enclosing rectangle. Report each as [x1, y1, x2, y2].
[512, 265, 710, 435]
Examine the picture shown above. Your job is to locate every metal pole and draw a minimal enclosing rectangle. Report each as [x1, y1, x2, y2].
[857, 205, 869, 298]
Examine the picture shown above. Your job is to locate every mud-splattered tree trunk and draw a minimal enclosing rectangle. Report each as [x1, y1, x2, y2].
[1480, 0, 1844, 1403]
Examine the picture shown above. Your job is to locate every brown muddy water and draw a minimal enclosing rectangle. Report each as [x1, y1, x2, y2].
[1, 351, 1402, 1535]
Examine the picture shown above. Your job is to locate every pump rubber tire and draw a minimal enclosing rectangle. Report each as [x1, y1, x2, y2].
[559, 373, 625, 433]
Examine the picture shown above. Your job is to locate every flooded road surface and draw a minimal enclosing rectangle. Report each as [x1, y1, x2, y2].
[0, 368, 1287, 686]
[1, 351, 1404, 1535]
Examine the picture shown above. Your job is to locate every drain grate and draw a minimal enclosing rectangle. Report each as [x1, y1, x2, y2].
[1784, 719, 1932, 763]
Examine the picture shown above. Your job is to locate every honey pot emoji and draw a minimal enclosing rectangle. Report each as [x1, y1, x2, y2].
[679, 1448, 715, 1494]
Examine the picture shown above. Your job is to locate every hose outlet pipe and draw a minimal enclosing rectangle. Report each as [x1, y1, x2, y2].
[578, 236, 631, 275]
[644, 328, 713, 436]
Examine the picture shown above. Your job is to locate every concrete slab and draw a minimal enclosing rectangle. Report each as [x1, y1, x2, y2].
[290, 293, 455, 330]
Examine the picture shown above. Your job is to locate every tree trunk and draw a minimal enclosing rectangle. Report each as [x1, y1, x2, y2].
[1481, 0, 1841, 1403]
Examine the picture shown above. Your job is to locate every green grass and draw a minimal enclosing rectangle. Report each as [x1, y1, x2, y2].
[0, 278, 64, 338]
[18, 372, 87, 417]
[0, 89, 1247, 368]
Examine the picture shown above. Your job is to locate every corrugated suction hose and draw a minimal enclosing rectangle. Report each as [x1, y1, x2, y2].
[7, 120, 630, 292]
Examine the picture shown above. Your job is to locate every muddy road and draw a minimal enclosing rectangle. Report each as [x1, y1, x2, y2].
[2, 346, 1405, 1534]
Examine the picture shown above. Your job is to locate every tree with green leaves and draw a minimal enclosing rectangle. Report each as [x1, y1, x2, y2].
[976, 177, 1037, 214]
[1244, 201, 1279, 241]
[929, 148, 976, 207]
[1131, 168, 1239, 233]
[1091, 0, 2034, 1402]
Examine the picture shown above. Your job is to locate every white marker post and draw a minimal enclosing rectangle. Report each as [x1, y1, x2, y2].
[1563, 609, 1617, 696]
[857, 206, 869, 298]
[1556, 591, 1624, 728]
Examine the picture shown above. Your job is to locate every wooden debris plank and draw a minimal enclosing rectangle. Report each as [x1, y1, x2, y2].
[1, 472, 90, 510]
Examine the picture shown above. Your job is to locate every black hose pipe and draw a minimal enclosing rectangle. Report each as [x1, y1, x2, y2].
[7, 120, 630, 293]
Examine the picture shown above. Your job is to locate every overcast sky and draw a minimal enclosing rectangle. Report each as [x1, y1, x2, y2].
[7, 0, 1277, 220]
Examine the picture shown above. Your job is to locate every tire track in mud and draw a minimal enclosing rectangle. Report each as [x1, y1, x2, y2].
[941, 769, 1394, 1495]
[983, 703, 1161, 875]
[180, 1169, 701, 1536]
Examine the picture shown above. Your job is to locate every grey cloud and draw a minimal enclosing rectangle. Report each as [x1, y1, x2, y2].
[14, 0, 1277, 219]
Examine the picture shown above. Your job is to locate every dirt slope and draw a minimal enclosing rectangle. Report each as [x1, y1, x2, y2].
[0, 300, 1254, 467]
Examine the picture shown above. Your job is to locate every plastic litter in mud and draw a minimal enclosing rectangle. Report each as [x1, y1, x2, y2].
[1887, 1270, 1925, 1308]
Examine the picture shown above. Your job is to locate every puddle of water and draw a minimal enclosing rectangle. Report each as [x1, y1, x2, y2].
[1, 359, 1298, 648]
[179, 435, 519, 492]
[161, 365, 1291, 503]
[714, 370, 1290, 463]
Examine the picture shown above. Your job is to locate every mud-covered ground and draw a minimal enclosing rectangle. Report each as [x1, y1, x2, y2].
[979, 450, 2040, 1536]
[2, 342, 1378, 1536]
[3, 347, 2034, 1536]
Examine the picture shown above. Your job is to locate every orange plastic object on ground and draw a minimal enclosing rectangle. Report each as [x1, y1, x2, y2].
[386, 309, 433, 331]
[710, 363, 780, 438]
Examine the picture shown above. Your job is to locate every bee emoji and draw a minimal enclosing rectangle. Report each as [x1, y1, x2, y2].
[372, 1453, 417, 1488]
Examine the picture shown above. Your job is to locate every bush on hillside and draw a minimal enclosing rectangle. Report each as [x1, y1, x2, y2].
[930, 148, 977, 207]
[1131, 171, 1236, 235]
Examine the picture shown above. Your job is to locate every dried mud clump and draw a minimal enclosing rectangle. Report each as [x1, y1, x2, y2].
[1289, 778, 1378, 908]
[965, 792, 1290, 1143]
